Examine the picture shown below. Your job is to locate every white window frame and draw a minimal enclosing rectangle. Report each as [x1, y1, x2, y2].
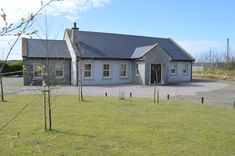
[182, 63, 188, 75]
[84, 63, 92, 78]
[120, 64, 128, 78]
[33, 63, 43, 78]
[55, 63, 64, 78]
[134, 63, 139, 76]
[170, 63, 177, 75]
[103, 64, 111, 78]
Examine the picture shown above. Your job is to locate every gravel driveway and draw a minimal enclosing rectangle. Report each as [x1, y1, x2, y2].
[51, 80, 227, 98]
[3, 77, 235, 107]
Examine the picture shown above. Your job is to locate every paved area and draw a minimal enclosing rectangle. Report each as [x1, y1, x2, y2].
[173, 80, 235, 108]
[2, 77, 235, 108]
[50, 81, 227, 98]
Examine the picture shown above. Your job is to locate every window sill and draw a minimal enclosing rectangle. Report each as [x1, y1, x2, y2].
[103, 77, 112, 80]
[56, 76, 64, 79]
[83, 77, 93, 81]
[120, 76, 128, 79]
[33, 77, 43, 80]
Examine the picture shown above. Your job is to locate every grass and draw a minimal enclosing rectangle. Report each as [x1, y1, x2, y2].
[193, 69, 235, 76]
[1, 95, 235, 155]
[193, 69, 235, 80]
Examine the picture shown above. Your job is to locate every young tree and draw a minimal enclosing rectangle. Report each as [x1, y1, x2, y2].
[0, 0, 60, 102]
[76, 42, 85, 101]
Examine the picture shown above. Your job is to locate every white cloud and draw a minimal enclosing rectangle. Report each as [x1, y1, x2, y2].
[65, 15, 80, 22]
[0, 0, 110, 60]
[0, 0, 110, 26]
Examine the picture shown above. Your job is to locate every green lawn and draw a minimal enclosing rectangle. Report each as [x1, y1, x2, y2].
[1, 95, 235, 155]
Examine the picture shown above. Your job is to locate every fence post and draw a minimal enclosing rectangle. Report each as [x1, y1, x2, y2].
[42, 81, 47, 132]
[154, 81, 156, 104]
[48, 90, 52, 131]
[201, 97, 204, 104]
[157, 90, 159, 104]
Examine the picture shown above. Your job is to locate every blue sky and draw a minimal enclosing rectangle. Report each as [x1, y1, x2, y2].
[1, 0, 235, 60]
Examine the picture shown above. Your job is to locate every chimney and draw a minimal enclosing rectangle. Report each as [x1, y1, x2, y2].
[72, 22, 79, 30]
[71, 22, 79, 43]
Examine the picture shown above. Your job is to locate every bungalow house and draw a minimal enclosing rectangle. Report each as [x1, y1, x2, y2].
[22, 23, 195, 86]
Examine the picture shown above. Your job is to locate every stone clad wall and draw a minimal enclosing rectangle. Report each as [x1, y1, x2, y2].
[23, 58, 71, 86]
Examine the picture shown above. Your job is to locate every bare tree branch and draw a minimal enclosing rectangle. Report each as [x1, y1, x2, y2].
[0, 0, 61, 73]
[0, 0, 61, 36]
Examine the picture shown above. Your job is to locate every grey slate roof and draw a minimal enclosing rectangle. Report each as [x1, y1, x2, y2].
[23, 30, 194, 62]
[131, 44, 158, 59]
[25, 39, 71, 58]
[77, 31, 194, 61]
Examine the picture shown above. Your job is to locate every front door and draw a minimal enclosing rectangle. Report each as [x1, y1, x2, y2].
[151, 64, 161, 84]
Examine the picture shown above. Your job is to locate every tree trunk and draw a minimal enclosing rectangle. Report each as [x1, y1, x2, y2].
[0, 74, 4, 102]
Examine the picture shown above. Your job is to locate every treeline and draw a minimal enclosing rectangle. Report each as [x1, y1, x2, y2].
[213, 62, 235, 70]
[221, 62, 235, 70]
[0, 60, 23, 76]
[195, 48, 235, 65]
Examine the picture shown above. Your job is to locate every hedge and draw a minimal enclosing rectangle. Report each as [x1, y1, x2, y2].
[0, 61, 23, 76]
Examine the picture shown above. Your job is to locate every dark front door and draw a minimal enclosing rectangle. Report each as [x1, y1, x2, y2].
[151, 64, 161, 83]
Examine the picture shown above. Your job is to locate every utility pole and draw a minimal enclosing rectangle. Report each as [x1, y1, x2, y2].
[227, 38, 230, 63]
[209, 48, 212, 69]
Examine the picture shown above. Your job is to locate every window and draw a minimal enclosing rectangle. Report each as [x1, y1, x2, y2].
[120, 64, 127, 77]
[170, 63, 177, 75]
[55, 63, 64, 78]
[134, 63, 139, 76]
[33, 63, 43, 78]
[103, 64, 110, 78]
[84, 64, 92, 78]
[182, 63, 188, 75]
